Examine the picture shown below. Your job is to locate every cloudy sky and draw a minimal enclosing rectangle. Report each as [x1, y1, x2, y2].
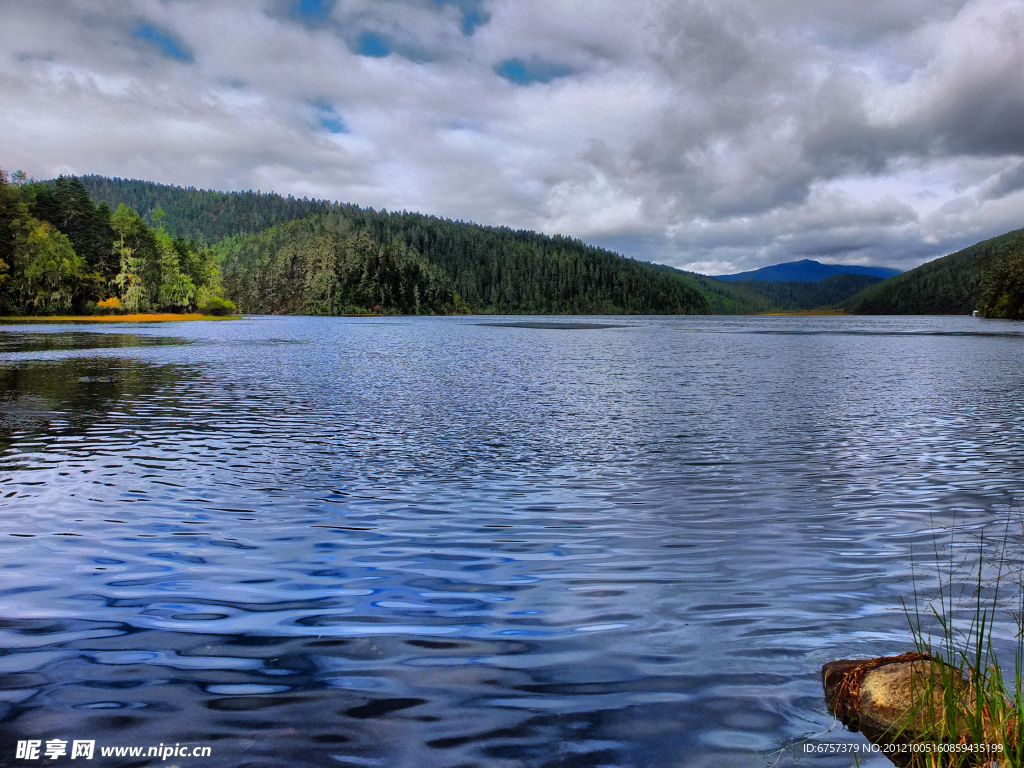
[2, 0, 1023, 274]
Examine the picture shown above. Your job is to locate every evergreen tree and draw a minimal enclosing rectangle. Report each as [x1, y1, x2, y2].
[112, 205, 150, 312]
[0, 171, 22, 298]
[155, 229, 196, 310]
[24, 176, 116, 282]
[0, 172, 31, 313]
[0, 170, 229, 317]
[979, 239, 1024, 319]
[21, 221, 84, 314]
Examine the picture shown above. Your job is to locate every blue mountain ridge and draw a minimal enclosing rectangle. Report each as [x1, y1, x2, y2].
[715, 259, 900, 283]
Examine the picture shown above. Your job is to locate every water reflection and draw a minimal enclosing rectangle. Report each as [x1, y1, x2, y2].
[0, 357, 187, 455]
[0, 331, 188, 354]
[0, 316, 1022, 767]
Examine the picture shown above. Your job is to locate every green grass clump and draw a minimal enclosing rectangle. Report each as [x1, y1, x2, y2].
[898, 509, 1024, 766]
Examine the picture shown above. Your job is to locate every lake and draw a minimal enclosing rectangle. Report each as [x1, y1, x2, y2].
[2, 314, 1023, 767]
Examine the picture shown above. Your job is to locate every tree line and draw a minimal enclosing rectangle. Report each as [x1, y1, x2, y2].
[217, 211, 710, 315]
[78, 175, 340, 245]
[76, 176, 712, 315]
[979, 235, 1024, 319]
[0, 170, 233, 316]
[838, 228, 1024, 316]
[35, 174, 1024, 317]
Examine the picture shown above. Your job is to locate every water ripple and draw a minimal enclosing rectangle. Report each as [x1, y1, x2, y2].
[1, 315, 1023, 766]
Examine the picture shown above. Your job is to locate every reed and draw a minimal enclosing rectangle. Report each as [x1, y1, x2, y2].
[896, 508, 1024, 766]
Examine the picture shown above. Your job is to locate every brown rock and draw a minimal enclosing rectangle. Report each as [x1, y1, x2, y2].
[821, 652, 931, 732]
[858, 660, 973, 745]
[822, 655, 1009, 767]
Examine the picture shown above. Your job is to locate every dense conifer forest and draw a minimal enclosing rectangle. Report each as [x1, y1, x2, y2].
[978, 234, 1024, 319]
[217, 211, 710, 315]
[64, 176, 886, 315]
[0, 171, 232, 316]
[216, 215, 462, 316]
[78, 175, 338, 245]
[8, 173, 1020, 317]
[838, 228, 1024, 315]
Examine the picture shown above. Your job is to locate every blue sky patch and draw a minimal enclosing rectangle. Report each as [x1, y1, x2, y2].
[429, 0, 489, 35]
[132, 24, 192, 61]
[460, 9, 488, 35]
[356, 32, 391, 58]
[312, 101, 348, 134]
[320, 116, 348, 134]
[289, 0, 334, 24]
[495, 58, 573, 85]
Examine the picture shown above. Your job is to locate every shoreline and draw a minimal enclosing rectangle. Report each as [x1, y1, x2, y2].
[0, 313, 241, 324]
[756, 309, 848, 316]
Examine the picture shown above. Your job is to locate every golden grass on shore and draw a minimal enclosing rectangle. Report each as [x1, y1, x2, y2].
[0, 313, 240, 324]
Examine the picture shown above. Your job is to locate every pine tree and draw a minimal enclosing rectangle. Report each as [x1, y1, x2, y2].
[22, 221, 84, 314]
[156, 230, 196, 310]
[112, 205, 149, 312]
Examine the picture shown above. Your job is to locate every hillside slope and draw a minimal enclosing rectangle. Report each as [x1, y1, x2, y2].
[75, 175, 879, 316]
[218, 212, 710, 315]
[81, 176, 710, 315]
[978, 235, 1024, 319]
[840, 228, 1024, 315]
[78, 175, 339, 244]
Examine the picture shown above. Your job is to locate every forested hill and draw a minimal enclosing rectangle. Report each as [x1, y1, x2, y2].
[78, 176, 341, 244]
[64, 173, 943, 315]
[78, 176, 893, 315]
[839, 228, 1024, 315]
[76, 175, 709, 314]
[217, 211, 709, 315]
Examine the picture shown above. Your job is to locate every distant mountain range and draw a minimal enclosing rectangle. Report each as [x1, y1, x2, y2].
[716, 259, 900, 283]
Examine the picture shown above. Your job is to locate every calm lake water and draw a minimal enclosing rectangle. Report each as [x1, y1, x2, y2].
[2, 315, 1023, 768]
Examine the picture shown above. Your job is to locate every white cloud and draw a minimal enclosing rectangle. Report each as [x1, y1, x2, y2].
[1, 0, 1022, 275]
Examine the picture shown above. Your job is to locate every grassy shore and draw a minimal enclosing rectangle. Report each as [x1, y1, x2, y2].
[0, 313, 241, 324]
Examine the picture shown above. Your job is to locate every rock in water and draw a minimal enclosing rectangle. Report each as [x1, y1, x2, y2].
[821, 654, 992, 767]
[821, 653, 931, 733]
